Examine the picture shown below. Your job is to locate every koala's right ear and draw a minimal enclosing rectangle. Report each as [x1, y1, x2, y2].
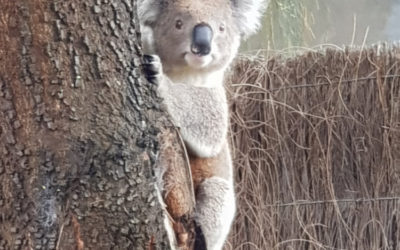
[137, 0, 162, 27]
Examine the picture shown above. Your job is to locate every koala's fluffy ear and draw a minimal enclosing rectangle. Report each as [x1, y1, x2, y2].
[138, 0, 161, 53]
[231, 0, 268, 39]
[137, 0, 161, 27]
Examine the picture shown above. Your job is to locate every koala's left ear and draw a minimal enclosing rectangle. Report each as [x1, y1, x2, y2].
[231, 0, 269, 39]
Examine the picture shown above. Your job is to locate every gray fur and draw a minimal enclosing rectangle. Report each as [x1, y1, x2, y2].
[158, 78, 229, 157]
[195, 176, 235, 250]
[142, 56, 228, 157]
[138, 0, 267, 249]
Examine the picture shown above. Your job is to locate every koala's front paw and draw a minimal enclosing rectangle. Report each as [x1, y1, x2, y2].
[142, 54, 162, 85]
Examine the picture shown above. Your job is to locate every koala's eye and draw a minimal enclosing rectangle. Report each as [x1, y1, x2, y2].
[175, 20, 183, 30]
[219, 24, 225, 32]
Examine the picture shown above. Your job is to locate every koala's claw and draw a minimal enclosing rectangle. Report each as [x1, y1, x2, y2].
[194, 223, 207, 250]
[142, 54, 162, 85]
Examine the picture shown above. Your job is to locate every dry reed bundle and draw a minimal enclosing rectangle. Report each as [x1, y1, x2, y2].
[226, 44, 400, 249]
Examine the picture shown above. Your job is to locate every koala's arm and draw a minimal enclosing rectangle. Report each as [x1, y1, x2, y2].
[143, 55, 228, 158]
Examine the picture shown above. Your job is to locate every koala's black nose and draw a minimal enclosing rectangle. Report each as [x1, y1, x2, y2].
[191, 23, 213, 56]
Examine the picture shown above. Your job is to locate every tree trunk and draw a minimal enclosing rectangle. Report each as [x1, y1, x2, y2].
[0, 1, 179, 249]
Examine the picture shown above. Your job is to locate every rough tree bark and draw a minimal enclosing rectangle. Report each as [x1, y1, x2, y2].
[0, 1, 194, 249]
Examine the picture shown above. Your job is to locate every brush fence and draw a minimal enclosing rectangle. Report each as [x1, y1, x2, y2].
[227, 45, 400, 249]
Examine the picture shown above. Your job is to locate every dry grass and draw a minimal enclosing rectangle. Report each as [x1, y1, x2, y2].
[225, 44, 400, 249]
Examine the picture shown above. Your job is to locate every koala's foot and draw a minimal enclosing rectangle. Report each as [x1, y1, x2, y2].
[142, 54, 163, 85]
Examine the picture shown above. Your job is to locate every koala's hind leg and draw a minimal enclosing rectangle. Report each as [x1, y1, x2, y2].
[195, 177, 235, 250]
[190, 144, 235, 250]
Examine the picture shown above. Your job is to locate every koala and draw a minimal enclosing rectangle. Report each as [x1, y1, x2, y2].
[138, 0, 266, 249]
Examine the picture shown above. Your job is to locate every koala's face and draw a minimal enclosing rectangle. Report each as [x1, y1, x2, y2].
[150, 1, 241, 74]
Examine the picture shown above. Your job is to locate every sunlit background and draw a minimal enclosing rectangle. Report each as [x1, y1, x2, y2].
[241, 0, 400, 53]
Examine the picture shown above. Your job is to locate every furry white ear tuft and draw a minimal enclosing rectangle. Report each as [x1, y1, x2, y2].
[231, 0, 269, 39]
[137, 0, 162, 26]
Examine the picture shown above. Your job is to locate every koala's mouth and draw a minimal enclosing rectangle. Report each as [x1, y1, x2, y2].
[184, 52, 213, 69]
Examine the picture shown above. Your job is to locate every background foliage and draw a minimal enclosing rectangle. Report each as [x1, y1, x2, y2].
[241, 0, 398, 53]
